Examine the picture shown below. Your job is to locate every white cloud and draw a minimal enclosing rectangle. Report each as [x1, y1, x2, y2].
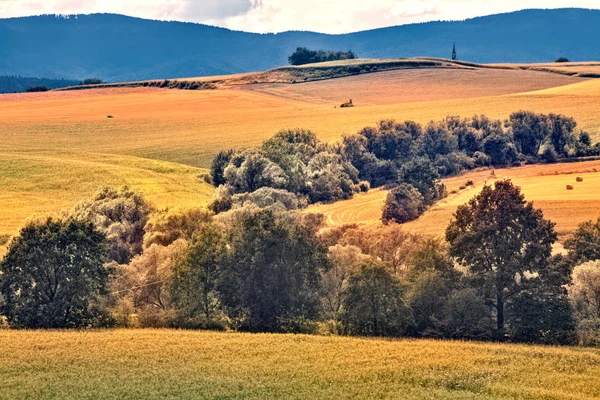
[0, 0, 599, 33]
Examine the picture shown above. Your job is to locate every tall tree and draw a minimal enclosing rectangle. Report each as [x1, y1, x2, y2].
[0, 218, 110, 328]
[446, 180, 557, 340]
[217, 209, 329, 332]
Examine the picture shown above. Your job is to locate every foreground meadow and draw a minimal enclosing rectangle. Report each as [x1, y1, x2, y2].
[1, 329, 600, 400]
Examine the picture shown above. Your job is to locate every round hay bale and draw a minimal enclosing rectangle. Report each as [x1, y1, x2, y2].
[576, 177, 584, 182]
[566, 184, 574, 190]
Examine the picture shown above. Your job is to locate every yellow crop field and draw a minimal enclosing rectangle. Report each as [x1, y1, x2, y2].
[307, 160, 600, 240]
[1, 64, 600, 241]
[1, 329, 600, 399]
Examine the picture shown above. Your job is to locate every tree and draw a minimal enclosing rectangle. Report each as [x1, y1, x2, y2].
[446, 180, 558, 340]
[441, 288, 493, 340]
[172, 223, 226, 327]
[555, 57, 570, 63]
[210, 149, 235, 186]
[398, 157, 446, 206]
[321, 244, 369, 320]
[382, 183, 424, 224]
[113, 240, 187, 327]
[340, 262, 413, 337]
[224, 152, 288, 194]
[217, 209, 328, 332]
[548, 113, 576, 156]
[0, 218, 110, 328]
[569, 260, 600, 320]
[508, 111, 549, 156]
[564, 218, 600, 264]
[144, 208, 213, 248]
[72, 186, 154, 264]
[483, 132, 519, 167]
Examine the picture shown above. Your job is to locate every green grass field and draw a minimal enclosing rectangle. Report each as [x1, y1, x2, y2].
[1, 329, 599, 399]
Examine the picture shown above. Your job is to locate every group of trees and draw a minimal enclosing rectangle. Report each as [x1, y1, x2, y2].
[210, 112, 597, 226]
[2, 182, 600, 346]
[288, 47, 357, 66]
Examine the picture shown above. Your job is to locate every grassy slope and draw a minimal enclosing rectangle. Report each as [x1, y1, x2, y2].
[307, 160, 600, 240]
[1, 329, 600, 400]
[0, 65, 599, 240]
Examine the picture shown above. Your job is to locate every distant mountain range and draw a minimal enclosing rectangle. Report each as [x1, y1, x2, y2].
[1, 8, 599, 82]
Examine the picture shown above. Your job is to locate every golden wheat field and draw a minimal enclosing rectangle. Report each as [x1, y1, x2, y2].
[1, 64, 600, 242]
[307, 159, 600, 240]
[1, 329, 599, 400]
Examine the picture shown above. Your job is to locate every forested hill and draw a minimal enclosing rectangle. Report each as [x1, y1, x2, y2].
[1, 8, 599, 82]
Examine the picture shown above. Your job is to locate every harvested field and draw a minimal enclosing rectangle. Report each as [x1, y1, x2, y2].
[242, 68, 585, 105]
[1, 62, 600, 242]
[306, 160, 600, 240]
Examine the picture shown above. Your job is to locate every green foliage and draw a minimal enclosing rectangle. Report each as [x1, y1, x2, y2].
[288, 47, 357, 66]
[565, 218, 600, 264]
[144, 208, 213, 248]
[555, 57, 570, 63]
[217, 209, 329, 332]
[340, 262, 413, 337]
[398, 157, 446, 206]
[0, 218, 111, 328]
[441, 288, 494, 340]
[446, 180, 560, 340]
[210, 149, 235, 187]
[382, 183, 424, 224]
[72, 186, 154, 264]
[171, 223, 226, 328]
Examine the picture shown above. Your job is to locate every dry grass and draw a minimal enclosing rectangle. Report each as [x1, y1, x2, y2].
[1, 65, 600, 242]
[1, 329, 600, 399]
[306, 160, 600, 241]
[242, 68, 585, 105]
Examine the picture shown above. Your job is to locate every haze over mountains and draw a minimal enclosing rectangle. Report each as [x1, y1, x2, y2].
[1, 8, 599, 82]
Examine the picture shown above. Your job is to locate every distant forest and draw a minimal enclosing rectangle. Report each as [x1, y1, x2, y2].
[1, 9, 600, 81]
[0, 76, 79, 93]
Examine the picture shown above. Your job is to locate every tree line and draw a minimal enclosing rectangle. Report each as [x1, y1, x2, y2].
[209, 112, 599, 224]
[1, 182, 600, 345]
[288, 47, 357, 66]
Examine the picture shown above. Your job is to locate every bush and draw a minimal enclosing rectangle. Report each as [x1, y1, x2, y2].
[358, 181, 370, 192]
[382, 183, 424, 224]
[541, 146, 558, 163]
[555, 57, 570, 63]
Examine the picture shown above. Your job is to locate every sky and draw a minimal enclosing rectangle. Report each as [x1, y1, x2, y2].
[1, 0, 599, 33]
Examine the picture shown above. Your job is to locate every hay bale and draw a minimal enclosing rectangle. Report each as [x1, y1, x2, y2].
[576, 177, 584, 182]
[566, 185, 574, 190]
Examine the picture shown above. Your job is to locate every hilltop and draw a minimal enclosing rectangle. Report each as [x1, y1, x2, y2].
[1, 8, 600, 81]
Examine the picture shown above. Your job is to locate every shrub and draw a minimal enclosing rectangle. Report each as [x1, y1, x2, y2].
[555, 57, 570, 63]
[541, 146, 558, 163]
[358, 181, 370, 192]
[382, 183, 424, 224]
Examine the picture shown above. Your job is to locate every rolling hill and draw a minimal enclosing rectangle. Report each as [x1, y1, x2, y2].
[1, 62, 600, 247]
[1, 8, 600, 81]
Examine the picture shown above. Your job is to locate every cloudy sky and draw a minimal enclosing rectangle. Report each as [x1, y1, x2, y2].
[1, 0, 599, 33]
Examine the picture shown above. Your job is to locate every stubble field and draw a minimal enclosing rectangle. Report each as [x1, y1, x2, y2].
[1, 61, 600, 242]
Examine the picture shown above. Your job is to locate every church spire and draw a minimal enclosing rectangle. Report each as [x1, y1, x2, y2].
[452, 42, 457, 60]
